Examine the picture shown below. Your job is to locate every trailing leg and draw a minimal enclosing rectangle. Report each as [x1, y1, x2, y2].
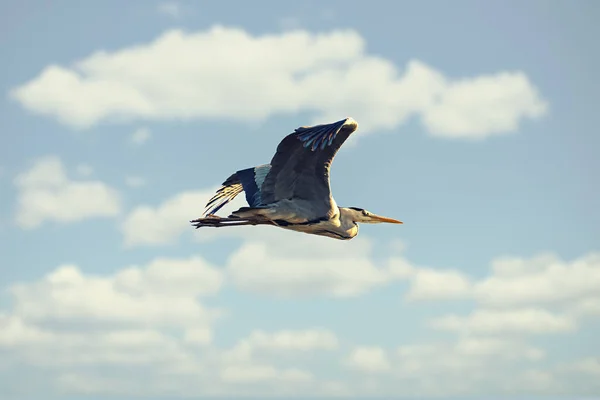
[190, 215, 275, 229]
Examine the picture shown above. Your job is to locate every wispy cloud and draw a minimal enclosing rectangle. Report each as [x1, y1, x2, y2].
[344, 346, 391, 373]
[14, 156, 121, 229]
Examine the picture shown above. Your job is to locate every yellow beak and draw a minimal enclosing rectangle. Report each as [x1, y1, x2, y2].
[370, 215, 403, 224]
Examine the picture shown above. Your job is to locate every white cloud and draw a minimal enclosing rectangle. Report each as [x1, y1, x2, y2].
[453, 336, 544, 360]
[217, 329, 328, 388]
[0, 313, 57, 347]
[124, 175, 146, 187]
[559, 357, 600, 377]
[9, 257, 223, 328]
[10, 26, 547, 139]
[184, 327, 213, 346]
[473, 252, 600, 308]
[157, 2, 181, 18]
[395, 337, 545, 380]
[1, 247, 598, 397]
[429, 308, 576, 335]
[222, 328, 339, 369]
[515, 369, 557, 392]
[14, 155, 121, 229]
[401, 252, 600, 319]
[242, 329, 339, 352]
[121, 190, 211, 246]
[226, 234, 395, 298]
[325, 337, 549, 397]
[403, 267, 472, 301]
[422, 71, 547, 139]
[345, 346, 391, 373]
[220, 365, 312, 384]
[570, 296, 600, 317]
[0, 255, 228, 392]
[1, 321, 192, 369]
[120, 187, 249, 247]
[130, 127, 151, 145]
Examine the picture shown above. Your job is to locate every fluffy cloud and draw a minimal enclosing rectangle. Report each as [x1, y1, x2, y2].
[396, 337, 545, 370]
[10, 26, 547, 139]
[473, 252, 600, 308]
[422, 71, 547, 139]
[397, 252, 600, 305]
[570, 296, 600, 317]
[121, 189, 216, 246]
[429, 308, 576, 335]
[559, 357, 600, 377]
[218, 329, 334, 387]
[0, 255, 230, 396]
[222, 328, 338, 368]
[121, 187, 251, 246]
[400, 265, 472, 301]
[9, 257, 223, 329]
[452, 336, 545, 360]
[240, 329, 339, 352]
[226, 234, 399, 298]
[2, 247, 598, 397]
[344, 346, 391, 373]
[14, 156, 121, 229]
[220, 365, 313, 384]
[392, 337, 548, 395]
[330, 337, 550, 397]
[0, 258, 329, 397]
[401, 252, 600, 332]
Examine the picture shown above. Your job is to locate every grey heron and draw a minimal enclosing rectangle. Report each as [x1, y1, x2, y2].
[190, 117, 403, 240]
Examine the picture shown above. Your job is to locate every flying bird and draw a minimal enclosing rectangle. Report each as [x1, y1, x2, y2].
[190, 117, 403, 240]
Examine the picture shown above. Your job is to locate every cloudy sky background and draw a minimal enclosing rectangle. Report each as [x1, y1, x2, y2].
[1, 0, 599, 398]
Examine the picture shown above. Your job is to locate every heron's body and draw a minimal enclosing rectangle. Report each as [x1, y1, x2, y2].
[191, 117, 402, 239]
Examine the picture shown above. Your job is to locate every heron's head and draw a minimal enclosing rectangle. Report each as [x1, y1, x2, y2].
[342, 207, 403, 225]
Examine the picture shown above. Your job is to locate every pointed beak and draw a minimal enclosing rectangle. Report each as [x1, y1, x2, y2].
[369, 214, 403, 224]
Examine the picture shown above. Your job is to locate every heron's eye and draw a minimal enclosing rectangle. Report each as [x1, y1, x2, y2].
[362, 210, 368, 216]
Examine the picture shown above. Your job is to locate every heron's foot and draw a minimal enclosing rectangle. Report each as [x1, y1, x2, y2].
[190, 215, 219, 228]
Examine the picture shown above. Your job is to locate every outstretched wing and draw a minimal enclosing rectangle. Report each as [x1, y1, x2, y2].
[260, 117, 358, 219]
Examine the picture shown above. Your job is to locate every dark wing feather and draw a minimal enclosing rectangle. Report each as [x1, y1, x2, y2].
[260, 117, 358, 218]
[202, 173, 244, 216]
[202, 164, 271, 216]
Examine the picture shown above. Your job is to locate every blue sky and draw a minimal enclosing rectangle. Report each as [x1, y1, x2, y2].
[1, 0, 599, 398]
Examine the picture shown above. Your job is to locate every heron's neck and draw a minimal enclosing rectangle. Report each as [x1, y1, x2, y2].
[338, 207, 360, 236]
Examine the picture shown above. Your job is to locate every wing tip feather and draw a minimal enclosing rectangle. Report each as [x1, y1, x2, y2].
[294, 117, 358, 151]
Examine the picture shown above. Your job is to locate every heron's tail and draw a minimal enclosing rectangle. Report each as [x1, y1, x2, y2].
[229, 206, 270, 219]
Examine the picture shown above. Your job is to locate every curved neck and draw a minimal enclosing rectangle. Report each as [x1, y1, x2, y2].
[338, 207, 360, 236]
